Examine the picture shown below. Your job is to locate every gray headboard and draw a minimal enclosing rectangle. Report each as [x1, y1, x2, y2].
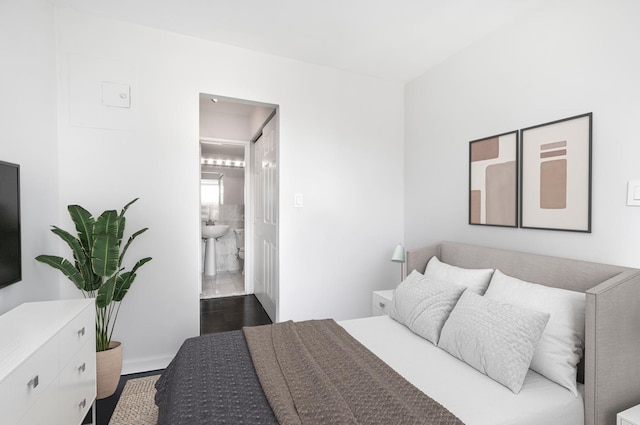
[407, 241, 640, 425]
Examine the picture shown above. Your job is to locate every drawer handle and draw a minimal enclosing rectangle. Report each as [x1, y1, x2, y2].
[78, 362, 86, 373]
[79, 398, 87, 409]
[378, 302, 386, 309]
[27, 375, 39, 389]
[77, 327, 86, 337]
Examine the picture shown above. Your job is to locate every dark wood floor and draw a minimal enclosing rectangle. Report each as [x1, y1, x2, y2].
[88, 294, 272, 424]
[200, 293, 272, 334]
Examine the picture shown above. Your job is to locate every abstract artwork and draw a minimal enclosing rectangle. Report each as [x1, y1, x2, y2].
[520, 113, 592, 232]
[469, 131, 518, 227]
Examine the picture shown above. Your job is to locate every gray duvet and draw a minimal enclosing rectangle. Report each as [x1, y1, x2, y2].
[155, 330, 278, 424]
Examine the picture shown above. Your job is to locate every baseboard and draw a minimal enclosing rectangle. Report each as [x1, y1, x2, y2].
[122, 354, 173, 375]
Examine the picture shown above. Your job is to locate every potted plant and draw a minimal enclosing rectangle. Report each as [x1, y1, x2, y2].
[36, 198, 152, 399]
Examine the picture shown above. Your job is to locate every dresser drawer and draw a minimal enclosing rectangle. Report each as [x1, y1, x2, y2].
[59, 304, 94, 367]
[59, 340, 96, 425]
[17, 377, 61, 425]
[1, 335, 59, 425]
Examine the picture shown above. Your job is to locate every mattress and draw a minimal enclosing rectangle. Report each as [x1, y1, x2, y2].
[339, 315, 584, 425]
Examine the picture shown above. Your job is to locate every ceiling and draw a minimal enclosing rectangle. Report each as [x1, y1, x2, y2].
[54, 0, 551, 82]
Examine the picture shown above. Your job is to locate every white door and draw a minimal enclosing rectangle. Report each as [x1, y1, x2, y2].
[252, 112, 278, 321]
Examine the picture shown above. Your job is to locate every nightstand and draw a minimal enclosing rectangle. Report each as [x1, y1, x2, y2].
[372, 290, 394, 316]
[619, 405, 640, 425]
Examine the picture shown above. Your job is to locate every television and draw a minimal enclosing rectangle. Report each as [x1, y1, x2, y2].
[0, 160, 21, 288]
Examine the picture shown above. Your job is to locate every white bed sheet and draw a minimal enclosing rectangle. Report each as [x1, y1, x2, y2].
[339, 315, 584, 425]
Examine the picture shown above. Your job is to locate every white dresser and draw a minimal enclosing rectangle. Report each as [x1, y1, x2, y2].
[0, 299, 96, 425]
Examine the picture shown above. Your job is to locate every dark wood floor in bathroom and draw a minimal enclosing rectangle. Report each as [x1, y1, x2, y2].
[89, 294, 272, 425]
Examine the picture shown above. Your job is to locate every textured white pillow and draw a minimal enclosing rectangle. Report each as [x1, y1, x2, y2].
[484, 270, 585, 395]
[438, 291, 550, 394]
[424, 256, 494, 295]
[389, 270, 466, 344]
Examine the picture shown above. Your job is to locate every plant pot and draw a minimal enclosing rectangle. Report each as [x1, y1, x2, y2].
[96, 341, 123, 399]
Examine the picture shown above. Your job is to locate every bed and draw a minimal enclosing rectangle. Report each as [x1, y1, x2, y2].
[155, 241, 640, 425]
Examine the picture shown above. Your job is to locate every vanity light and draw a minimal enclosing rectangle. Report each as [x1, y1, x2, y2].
[200, 158, 246, 168]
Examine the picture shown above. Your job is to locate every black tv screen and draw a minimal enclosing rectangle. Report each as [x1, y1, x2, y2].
[0, 161, 21, 288]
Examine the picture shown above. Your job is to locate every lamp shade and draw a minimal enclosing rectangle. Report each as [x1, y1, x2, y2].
[391, 243, 405, 263]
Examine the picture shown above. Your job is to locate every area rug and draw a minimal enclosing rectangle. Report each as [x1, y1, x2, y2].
[109, 375, 160, 425]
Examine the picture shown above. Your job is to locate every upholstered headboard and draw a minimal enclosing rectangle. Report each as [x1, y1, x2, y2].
[407, 241, 640, 425]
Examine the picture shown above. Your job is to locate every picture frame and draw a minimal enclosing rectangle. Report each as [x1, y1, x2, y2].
[520, 113, 592, 232]
[469, 131, 518, 227]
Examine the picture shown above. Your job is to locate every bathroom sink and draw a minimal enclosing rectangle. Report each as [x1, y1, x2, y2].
[202, 224, 229, 239]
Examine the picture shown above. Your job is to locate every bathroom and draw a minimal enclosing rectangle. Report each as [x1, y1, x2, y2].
[199, 94, 276, 299]
[200, 141, 246, 298]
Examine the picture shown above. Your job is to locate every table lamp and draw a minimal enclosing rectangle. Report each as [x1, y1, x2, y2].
[391, 243, 406, 282]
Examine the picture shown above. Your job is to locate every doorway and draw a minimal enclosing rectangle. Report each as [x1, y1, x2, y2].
[198, 94, 279, 321]
[200, 139, 248, 298]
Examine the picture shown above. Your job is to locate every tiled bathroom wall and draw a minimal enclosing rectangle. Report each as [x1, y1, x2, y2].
[214, 204, 244, 272]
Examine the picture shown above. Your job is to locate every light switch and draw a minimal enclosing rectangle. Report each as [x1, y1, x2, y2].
[101, 81, 131, 108]
[627, 180, 640, 206]
[294, 193, 304, 208]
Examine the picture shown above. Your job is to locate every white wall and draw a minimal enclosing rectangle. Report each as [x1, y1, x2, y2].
[221, 168, 244, 205]
[0, 0, 61, 314]
[405, 0, 640, 268]
[55, 8, 404, 373]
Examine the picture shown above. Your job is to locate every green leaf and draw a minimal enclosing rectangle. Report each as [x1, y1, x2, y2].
[115, 215, 126, 248]
[79, 261, 99, 292]
[35, 255, 85, 289]
[96, 275, 117, 308]
[131, 257, 152, 274]
[88, 272, 102, 292]
[94, 210, 118, 237]
[68, 205, 94, 252]
[120, 228, 148, 264]
[113, 258, 151, 301]
[92, 233, 119, 277]
[113, 272, 135, 302]
[120, 198, 139, 217]
[51, 226, 87, 267]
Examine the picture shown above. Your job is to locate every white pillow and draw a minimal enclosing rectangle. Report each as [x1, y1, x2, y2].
[483, 270, 585, 395]
[424, 256, 494, 295]
[389, 270, 466, 344]
[438, 291, 550, 394]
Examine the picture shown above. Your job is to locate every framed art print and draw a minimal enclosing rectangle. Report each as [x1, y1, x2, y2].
[520, 113, 592, 232]
[469, 131, 518, 227]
